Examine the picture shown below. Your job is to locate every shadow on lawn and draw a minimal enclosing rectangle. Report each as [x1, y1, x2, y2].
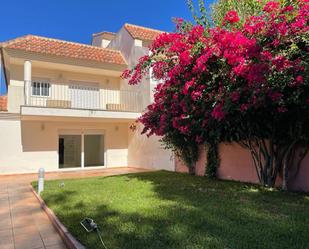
[46, 171, 309, 249]
[98, 171, 308, 249]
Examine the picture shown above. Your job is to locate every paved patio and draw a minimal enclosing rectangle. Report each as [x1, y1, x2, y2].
[0, 167, 152, 249]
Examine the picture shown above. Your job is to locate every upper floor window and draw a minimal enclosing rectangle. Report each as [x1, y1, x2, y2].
[32, 81, 50, 97]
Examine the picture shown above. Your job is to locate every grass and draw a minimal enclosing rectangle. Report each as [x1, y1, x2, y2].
[33, 171, 309, 249]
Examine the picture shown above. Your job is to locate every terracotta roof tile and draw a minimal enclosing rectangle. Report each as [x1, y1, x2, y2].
[0, 96, 7, 111]
[1, 35, 127, 65]
[124, 23, 164, 41]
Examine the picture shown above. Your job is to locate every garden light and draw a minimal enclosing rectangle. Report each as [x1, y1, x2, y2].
[80, 218, 107, 249]
[38, 167, 45, 195]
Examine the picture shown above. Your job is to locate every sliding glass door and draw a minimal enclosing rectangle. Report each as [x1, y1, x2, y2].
[84, 134, 104, 167]
[58, 135, 81, 168]
[58, 131, 105, 169]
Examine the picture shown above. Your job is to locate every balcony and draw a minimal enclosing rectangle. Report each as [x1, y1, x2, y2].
[25, 82, 142, 112]
[20, 81, 143, 120]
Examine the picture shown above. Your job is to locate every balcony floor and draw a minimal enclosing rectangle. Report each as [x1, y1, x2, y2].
[20, 106, 141, 121]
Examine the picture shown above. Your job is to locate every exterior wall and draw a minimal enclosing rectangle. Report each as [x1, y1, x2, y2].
[127, 123, 175, 171]
[217, 143, 259, 183]
[108, 27, 151, 108]
[175, 143, 309, 192]
[0, 116, 129, 174]
[109, 27, 174, 171]
[174, 146, 206, 176]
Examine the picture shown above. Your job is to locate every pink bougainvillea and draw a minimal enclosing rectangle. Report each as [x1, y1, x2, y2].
[122, 0, 308, 144]
[223, 10, 240, 24]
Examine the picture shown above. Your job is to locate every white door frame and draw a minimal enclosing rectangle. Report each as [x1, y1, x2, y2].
[58, 129, 106, 170]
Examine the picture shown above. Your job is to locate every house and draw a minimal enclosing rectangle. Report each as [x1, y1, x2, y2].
[0, 23, 175, 174]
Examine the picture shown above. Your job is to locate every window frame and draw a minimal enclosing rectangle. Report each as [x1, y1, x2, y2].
[31, 79, 51, 97]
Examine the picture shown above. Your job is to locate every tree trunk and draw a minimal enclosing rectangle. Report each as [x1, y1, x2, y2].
[282, 157, 289, 191]
[188, 162, 196, 175]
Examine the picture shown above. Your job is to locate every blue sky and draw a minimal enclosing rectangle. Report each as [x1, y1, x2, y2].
[0, 0, 215, 94]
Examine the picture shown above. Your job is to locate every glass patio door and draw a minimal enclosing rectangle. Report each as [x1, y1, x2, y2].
[84, 134, 104, 167]
[58, 131, 105, 169]
[58, 135, 82, 168]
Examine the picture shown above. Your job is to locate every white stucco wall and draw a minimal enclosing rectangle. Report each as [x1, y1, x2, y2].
[109, 26, 175, 172]
[127, 123, 175, 171]
[0, 116, 129, 174]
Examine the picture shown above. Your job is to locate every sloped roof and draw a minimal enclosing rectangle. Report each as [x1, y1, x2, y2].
[124, 23, 164, 41]
[0, 96, 7, 112]
[92, 31, 116, 40]
[0, 35, 127, 65]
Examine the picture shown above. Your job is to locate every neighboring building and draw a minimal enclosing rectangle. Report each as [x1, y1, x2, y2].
[0, 23, 175, 174]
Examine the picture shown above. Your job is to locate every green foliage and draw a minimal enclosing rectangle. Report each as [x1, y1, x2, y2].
[205, 141, 220, 179]
[211, 0, 268, 26]
[37, 171, 309, 249]
[187, 0, 211, 28]
[187, 0, 301, 27]
[162, 134, 199, 174]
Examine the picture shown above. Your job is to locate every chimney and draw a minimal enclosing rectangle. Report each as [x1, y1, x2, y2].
[92, 31, 116, 48]
[0, 95, 7, 112]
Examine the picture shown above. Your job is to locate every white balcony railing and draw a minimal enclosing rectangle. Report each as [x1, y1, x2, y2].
[24, 82, 143, 113]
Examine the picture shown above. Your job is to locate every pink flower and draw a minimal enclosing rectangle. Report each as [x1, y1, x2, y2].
[271, 39, 280, 47]
[268, 91, 283, 102]
[240, 104, 249, 112]
[246, 63, 269, 85]
[191, 90, 202, 101]
[183, 78, 195, 95]
[281, 5, 294, 13]
[188, 25, 204, 42]
[211, 104, 225, 121]
[174, 17, 184, 30]
[261, 51, 273, 61]
[233, 62, 248, 76]
[193, 50, 213, 73]
[121, 69, 131, 79]
[224, 10, 240, 24]
[179, 50, 192, 66]
[195, 135, 203, 144]
[179, 125, 190, 135]
[272, 56, 291, 71]
[263, 1, 280, 13]
[277, 106, 288, 113]
[231, 91, 240, 102]
[295, 75, 304, 85]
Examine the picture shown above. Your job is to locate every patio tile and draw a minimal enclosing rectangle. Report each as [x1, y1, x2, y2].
[12, 215, 34, 228]
[0, 236, 14, 249]
[0, 218, 12, 230]
[41, 231, 64, 247]
[0, 229, 13, 238]
[14, 233, 44, 249]
[46, 244, 67, 249]
[13, 225, 38, 235]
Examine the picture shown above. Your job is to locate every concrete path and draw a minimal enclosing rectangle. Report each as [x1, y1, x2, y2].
[0, 167, 152, 249]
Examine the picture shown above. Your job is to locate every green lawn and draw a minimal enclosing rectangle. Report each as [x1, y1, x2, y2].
[33, 171, 309, 249]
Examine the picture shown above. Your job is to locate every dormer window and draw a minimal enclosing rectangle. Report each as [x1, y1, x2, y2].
[32, 81, 50, 97]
